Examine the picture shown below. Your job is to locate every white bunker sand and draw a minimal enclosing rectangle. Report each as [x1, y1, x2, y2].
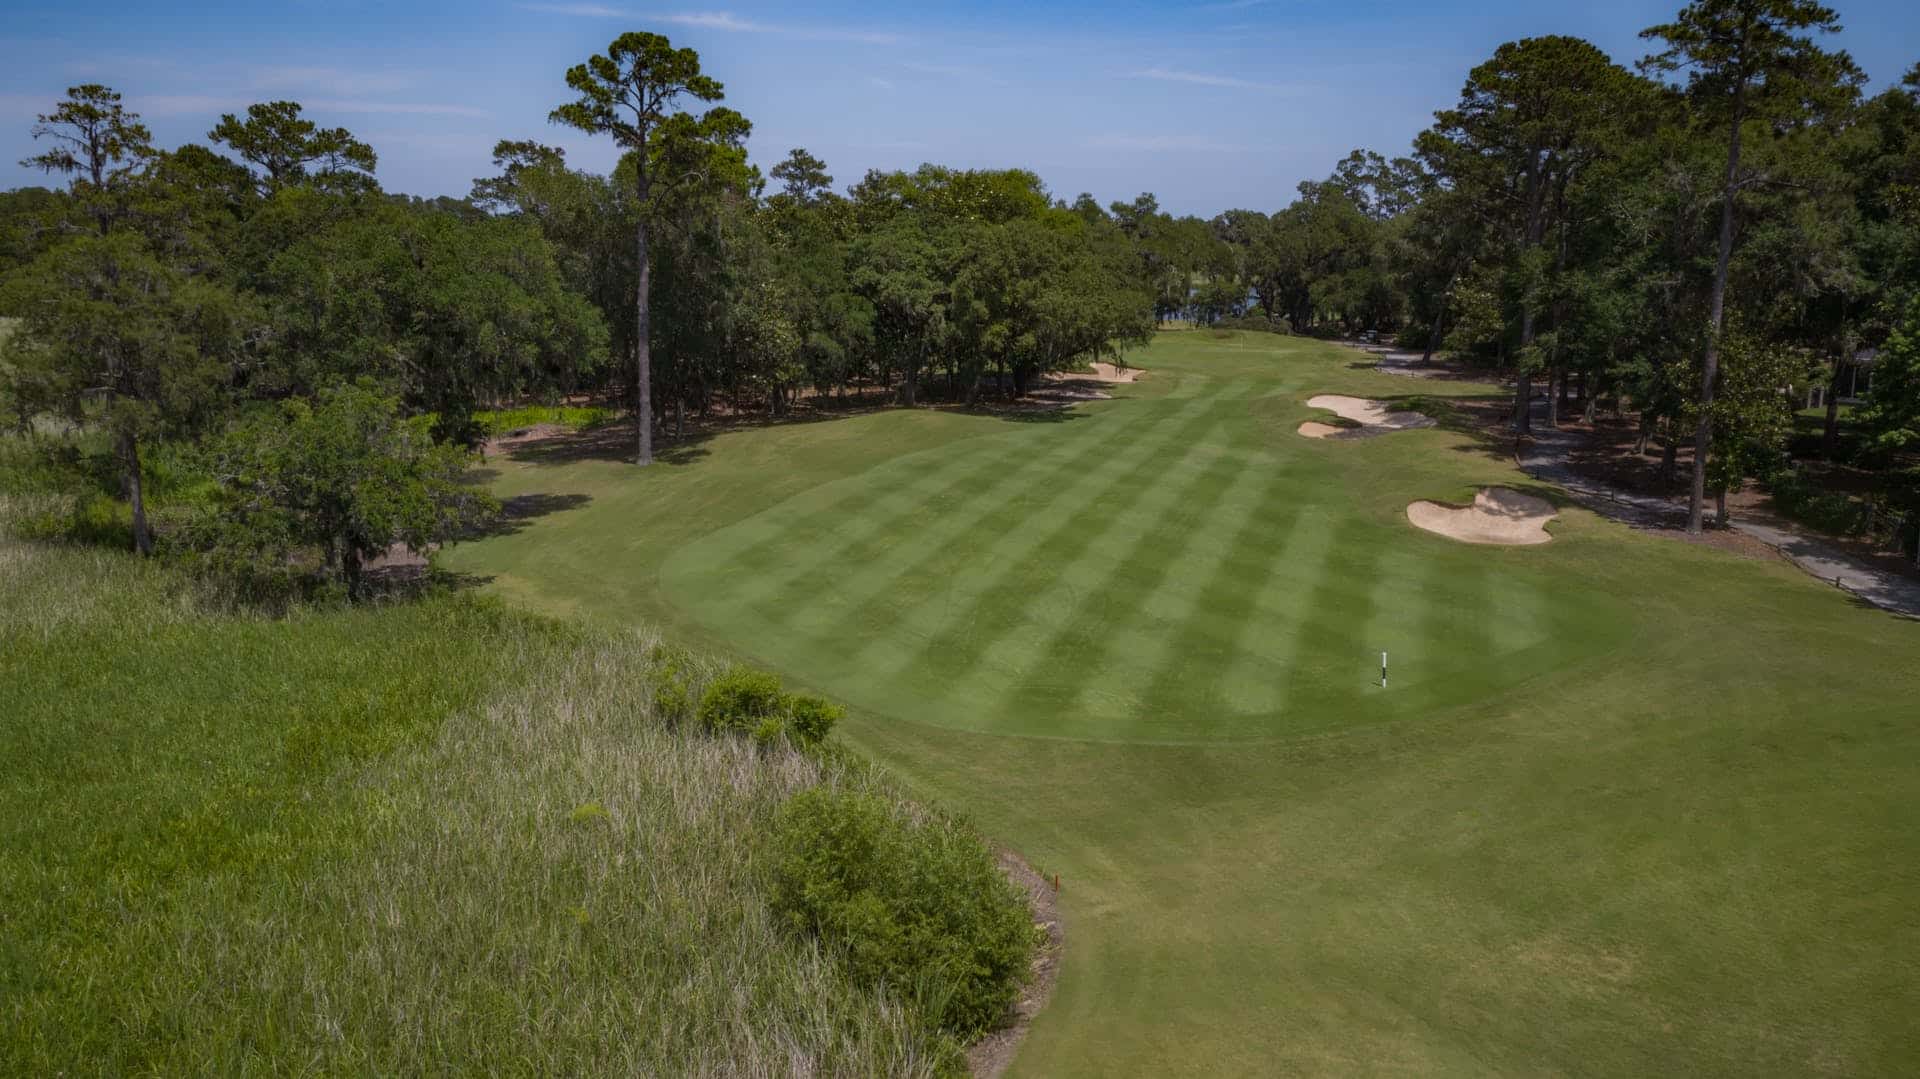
[1407, 487, 1557, 546]
[1038, 362, 1143, 401]
[1298, 394, 1434, 439]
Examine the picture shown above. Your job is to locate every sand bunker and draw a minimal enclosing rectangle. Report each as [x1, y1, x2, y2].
[1035, 362, 1144, 402]
[1407, 488, 1557, 546]
[1297, 394, 1434, 439]
[1083, 362, 1141, 383]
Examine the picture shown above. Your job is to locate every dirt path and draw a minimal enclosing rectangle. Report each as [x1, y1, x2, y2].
[1513, 395, 1920, 619]
[968, 848, 1065, 1079]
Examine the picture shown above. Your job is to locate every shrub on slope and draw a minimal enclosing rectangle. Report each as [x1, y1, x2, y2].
[0, 502, 1016, 1075]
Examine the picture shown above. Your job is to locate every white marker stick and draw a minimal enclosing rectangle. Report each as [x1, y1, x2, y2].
[1380, 651, 1388, 689]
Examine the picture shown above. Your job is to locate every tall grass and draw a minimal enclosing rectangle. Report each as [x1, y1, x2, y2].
[0, 513, 964, 1075]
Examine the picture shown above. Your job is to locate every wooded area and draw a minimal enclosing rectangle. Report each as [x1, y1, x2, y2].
[3, 3, 1919, 583]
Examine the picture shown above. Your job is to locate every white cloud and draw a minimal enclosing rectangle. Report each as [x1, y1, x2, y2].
[869, 76, 895, 91]
[1082, 133, 1249, 152]
[517, 5, 903, 45]
[1132, 66, 1294, 92]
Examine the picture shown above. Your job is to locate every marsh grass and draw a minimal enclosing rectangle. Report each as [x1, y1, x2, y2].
[0, 519, 962, 1075]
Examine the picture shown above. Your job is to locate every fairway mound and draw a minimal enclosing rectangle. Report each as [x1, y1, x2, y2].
[1298, 394, 1433, 439]
[1407, 487, 1556, 546]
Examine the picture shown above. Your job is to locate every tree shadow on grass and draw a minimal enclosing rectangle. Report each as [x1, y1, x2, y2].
[466, 491, 594, 539]
[1362, 390, 1525, 466]
[501, 395, 1093, 468]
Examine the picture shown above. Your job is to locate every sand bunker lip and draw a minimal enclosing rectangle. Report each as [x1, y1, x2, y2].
[1297, 394, 1434, 439]
[1407, 487, 1557, 546]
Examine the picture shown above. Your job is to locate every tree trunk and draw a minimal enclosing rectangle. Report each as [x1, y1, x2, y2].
[1690, 82, 1746, 534]
[1547, 367, 1562, 428]
[119, 429, 152, 556]
[633, 164, 654, 465]
[1715, 487, 1729, 528]
[1822, 354, 1844, 458]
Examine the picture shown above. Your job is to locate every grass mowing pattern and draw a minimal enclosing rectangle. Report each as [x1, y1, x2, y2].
[0, 522, 963, 1074]
[661, 351, 1620, 742]
[447, 330, 1920, 1075]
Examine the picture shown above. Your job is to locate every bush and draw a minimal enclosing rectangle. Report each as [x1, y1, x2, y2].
[786, 694, 843, 748]
[771, 786, 1036, 1039]
[1767, 468, 1869, 536]
[694, 665, 844, 748]
[697, 665, 787, 735]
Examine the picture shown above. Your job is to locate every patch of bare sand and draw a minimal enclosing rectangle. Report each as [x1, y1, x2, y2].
[1030, 362, 1145, 406]
[483, 421, 567, 458]
[1298, 394, 1434, 439]
[1407, 487, 1557, 546]
[1084, 361, 1141, 383]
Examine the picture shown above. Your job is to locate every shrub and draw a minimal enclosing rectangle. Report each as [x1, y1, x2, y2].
[696, 665, 786, 735]
[771, 786, 1036, 1039]
[786, 693, 843, 748]
[1767, 468, 1869, 536]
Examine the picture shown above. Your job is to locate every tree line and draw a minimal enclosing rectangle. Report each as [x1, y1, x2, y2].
[3, 0, 1919, 586]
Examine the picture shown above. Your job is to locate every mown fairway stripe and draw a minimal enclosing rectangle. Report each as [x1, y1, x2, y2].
[1100, 457, 1292, 736]
[1360, 544, 1436, 693]
[846, 381, 1253, 684]
[714, 418, 1115, 617]
[1486, 556, 1550, 656]
[1275, 514, 1391, 708]
[793, 381, 1248, 662]
[1208, 500, 1321, 720]
[1050, 444, 1283, 727]
[968, 429, 1254, 728]
[705, 425, 1010, 598]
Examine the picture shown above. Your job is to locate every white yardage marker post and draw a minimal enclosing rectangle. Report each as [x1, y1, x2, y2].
[1380, 651, 1388, 689]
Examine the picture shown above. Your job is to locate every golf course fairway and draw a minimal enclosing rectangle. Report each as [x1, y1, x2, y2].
[443, 330, 1920, 1075]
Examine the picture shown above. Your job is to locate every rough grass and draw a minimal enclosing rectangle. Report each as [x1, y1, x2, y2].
[0, 511, 963, 1075]
[446, 330, 1920, 1075]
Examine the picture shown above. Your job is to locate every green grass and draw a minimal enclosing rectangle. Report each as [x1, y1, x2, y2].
[446, 329, 1920, 1075]
[0, 517, 965, 1074]
[474, 402, 615, 437]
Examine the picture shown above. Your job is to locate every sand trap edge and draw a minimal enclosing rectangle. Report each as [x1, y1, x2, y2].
[1406, 487, 1557, 546]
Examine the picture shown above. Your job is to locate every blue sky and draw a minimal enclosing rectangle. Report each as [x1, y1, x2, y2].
[2, 1, 1917, 216]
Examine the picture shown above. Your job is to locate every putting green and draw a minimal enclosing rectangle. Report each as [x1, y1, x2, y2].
[659, 353, 1624, 743]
